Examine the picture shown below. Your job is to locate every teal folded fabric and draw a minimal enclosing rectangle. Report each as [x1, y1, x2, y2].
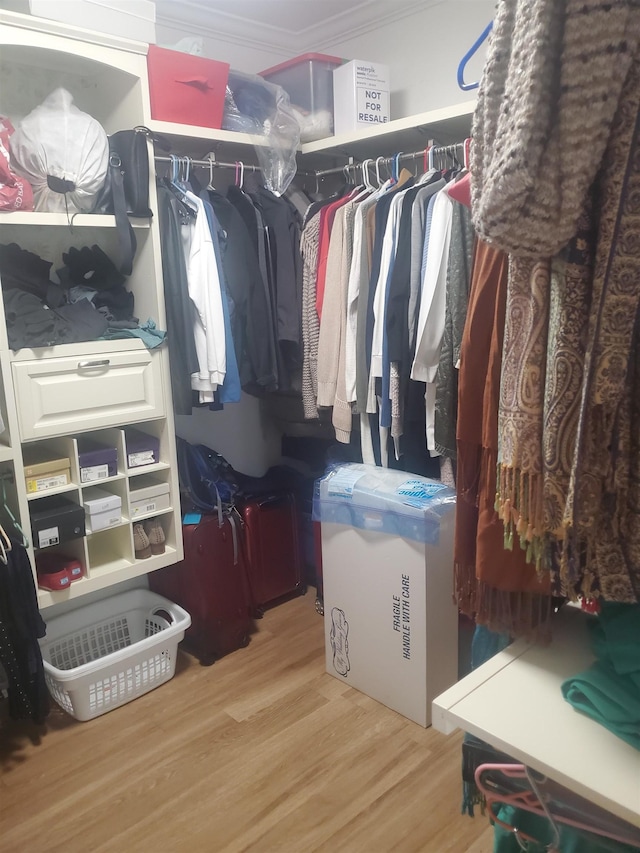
[561, 603, 640, 750]
[561, 662, 640, 749]
[100, 318, 166, 349]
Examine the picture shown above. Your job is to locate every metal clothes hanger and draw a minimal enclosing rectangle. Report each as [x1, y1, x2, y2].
[236, 160, 245, 189]
[206, 154, 216, 190]
[475, 763, 640, 850]
[167, 154, 197, 213]
[179, 156, 192, 187]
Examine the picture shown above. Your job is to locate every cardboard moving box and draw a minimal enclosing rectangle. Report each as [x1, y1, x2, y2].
[315, 464, 458, 727]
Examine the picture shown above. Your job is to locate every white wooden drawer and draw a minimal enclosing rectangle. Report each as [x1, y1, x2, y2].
[13, 350, 165, 440]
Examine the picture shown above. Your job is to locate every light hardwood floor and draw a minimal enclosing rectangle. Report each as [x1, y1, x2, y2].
[0, 591, 494, 853]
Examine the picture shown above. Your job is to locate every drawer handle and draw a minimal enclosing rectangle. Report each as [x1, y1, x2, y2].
[77, 359, 111, 369]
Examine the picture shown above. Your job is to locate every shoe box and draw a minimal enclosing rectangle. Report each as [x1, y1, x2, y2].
[129, 481, 170, 518]
[23, 449, 71, 495]
[31, 496, 86, 549]
[125, 428, 160, 469]
[82, 487, 122, 533]
[78, 439, 118, 484]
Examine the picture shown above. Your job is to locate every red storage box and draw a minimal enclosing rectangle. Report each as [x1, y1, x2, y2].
[147, 45, 229, 128]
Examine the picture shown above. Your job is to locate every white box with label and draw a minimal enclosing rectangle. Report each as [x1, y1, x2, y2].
[129, 481, 170, 518]
[83, 487, 122, 533]
[332, 59, 390, 135]
[316, 464, 457, 727]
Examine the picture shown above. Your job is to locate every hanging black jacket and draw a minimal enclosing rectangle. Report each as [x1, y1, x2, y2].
[157, 184, 200, 415]
[0, 542, 49, 724]
[203, 189, 278, 391]
[227, 184, 280, 391]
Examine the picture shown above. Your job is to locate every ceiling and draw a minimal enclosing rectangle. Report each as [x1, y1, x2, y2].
[155, 0, 435, 54]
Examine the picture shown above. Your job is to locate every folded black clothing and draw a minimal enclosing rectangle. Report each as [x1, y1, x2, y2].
[54, 299, 109, 342]
[4, 289, 108, 350]
[93, 285, 134, 321]
[104, 319, 139, 330]
[0, 242, 65, 306]
[60, 245, 125, 291]
[4, 289, 69, 349]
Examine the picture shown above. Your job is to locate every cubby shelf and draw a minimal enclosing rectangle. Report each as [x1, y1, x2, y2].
[0, 11, 184, 608]
[0, 212, 152, 227]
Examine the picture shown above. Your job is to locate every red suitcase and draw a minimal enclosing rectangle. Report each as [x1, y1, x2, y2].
[240, 493, 305, 615]
[149, 513, 253, 665]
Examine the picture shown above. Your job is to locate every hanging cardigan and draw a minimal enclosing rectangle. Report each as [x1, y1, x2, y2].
[471, 0, 640, 257]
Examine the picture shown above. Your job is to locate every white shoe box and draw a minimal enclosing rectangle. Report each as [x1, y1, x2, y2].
[83, 487, 122, 533]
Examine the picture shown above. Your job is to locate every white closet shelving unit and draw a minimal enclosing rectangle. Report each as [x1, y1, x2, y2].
[433, 607, 640, 830]
[0, 10, 183, 609]
[149, 99, 476, 170]
[0, 11, 475, 615]
[299, 101, 475, 162]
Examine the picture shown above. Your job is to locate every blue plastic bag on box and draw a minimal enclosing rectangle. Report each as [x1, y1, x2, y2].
[312, 463, 455, 546]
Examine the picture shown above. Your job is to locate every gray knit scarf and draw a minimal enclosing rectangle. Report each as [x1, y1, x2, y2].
[471, 0, 640, 258]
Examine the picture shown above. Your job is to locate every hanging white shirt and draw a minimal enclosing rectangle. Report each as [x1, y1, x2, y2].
[370, 189, 407, 380]
[411, 190, 453, 384]
[344, 183, 390, 404]
[410, 189, 453, 452]
[182, 191, 226, 403]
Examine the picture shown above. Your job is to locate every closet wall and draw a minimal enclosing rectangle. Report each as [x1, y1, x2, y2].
[155, 1, 494, 113]
[153, 0, 491, 477]
[153, 19, 285, 76]
[313, 0, 495, 115]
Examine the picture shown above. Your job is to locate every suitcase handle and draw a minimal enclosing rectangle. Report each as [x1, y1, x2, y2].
[255, 494, 294, 509]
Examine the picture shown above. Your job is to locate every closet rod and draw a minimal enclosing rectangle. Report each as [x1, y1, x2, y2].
[154, 142, 466, 180]
[154, 154, 263, 173]
[313, 142, 467, 178]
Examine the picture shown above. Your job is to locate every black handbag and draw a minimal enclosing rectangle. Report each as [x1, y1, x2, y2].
[94, 126, 169, 275]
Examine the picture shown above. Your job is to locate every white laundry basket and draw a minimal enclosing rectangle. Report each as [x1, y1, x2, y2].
[39, 589, 191, 721]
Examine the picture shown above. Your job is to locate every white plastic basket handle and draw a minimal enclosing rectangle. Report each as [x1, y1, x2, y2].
[150, 607, 174, 625]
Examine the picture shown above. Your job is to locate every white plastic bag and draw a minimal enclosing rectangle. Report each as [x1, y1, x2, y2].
[226, 71, 300, 196]
[10, 88, 108, 213]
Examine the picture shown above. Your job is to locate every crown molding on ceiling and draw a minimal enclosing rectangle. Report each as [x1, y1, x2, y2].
[155, 0, 441, 55]
[155, 3, 293, 58]
[313, 0, 441, 51]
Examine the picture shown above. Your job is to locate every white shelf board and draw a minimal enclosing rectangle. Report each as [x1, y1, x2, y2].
[148, 118, 268, 160]
[126, 461, 171, 478]
[37, 547, 177, 608]
[0, 8, 148, 56]
[300, 101, 476, 161]
[27, 483, 78, 502]
[432, 606, 640, 828]
[8, 336, 147, 363]
[0, 212, 151, 227]
[130, 506, 174, 524]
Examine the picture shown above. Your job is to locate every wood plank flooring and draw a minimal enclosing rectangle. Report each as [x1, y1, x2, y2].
[0, 592, 494, 853]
